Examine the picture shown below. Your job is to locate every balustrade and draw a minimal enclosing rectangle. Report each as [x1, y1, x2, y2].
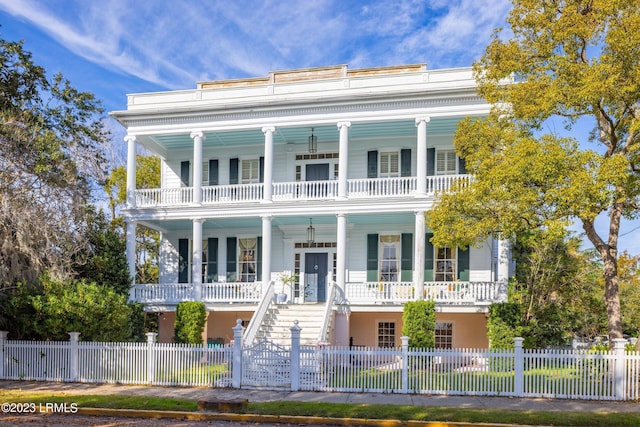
[132, 175, 472, 208]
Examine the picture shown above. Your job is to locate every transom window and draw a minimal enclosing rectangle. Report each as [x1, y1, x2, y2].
[238, 238, 257, 281]
[435, 247, 456, 282]
[241, 159, 260, 184]
[378, 321, 396, 348]
[435, 322, 453, 349]
[379, 151, 399, 178]
[436, 150, 457, 175]
[379, 235, 400, 282]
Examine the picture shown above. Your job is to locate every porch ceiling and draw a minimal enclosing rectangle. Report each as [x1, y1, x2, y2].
[142, 212, 416, 233]
[144, 117, 464, 152]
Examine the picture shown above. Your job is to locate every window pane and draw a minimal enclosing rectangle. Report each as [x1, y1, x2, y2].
[435, 246, 456, 281]
[378, 321, 396, 348]
[435, 322, 453, 349]
[242, 159, 259, 183]
[379, 235, 400, 282]
[238, 238, 257, 281]
[380, 152, 399, 177]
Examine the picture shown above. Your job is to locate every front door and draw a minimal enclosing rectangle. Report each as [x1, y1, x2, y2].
[306, 163, 329, 181]
[305, 163, 330, 198]
[304, 253, 328, 303]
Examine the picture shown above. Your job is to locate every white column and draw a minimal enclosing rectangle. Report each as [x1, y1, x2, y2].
[262, 127, 275, 202]
[497, 238, 511, 302]
[192, 218, 204, 301]
[190, 131, 204, 205]
[125, 135, 137, 208]
[126, 219, 137, 287]
[415, 117, 430, 196]
[337, 122, 351, 199]
[336, 213, 347, 294]
[413, 210, 425, 299]
[262, 215, 272, 293]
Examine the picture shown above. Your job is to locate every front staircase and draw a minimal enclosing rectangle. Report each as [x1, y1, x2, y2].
[254, 303, 330, 346]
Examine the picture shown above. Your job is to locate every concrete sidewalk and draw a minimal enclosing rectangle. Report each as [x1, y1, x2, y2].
[2, 380, 639, 415]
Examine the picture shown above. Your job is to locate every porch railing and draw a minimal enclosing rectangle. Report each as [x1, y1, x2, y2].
[130, 280, 500, 306]
[347, 177, 416, 198]
[132, 175, 472, 208]
[272, 181, 338, 201]
[202, 282, 262, 303]
[135, 187, 192, 207]
[244, 281, 275, 345]
[130, 282, 263, 305]
[344, 281, 500, 304]
[202, 183, 263, 204]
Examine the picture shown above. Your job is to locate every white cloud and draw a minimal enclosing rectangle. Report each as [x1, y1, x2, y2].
[0, 0, 511, 87]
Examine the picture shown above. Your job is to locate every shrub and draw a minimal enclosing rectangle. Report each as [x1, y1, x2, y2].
[174, 301, 206, 344]
[402, 300, 436, 348]
[488, 302, 523, 349]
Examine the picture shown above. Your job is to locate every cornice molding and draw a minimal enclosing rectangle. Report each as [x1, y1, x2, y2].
[119, 93, 486, 130]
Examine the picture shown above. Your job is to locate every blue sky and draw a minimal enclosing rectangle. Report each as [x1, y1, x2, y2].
[0, 0, 512, 112]
[1, 0, 639, 255]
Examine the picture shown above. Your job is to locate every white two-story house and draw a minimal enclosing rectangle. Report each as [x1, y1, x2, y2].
[111, 64, 512, 348]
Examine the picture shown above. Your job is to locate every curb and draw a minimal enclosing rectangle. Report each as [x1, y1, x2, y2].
[77, 407, 548, 427]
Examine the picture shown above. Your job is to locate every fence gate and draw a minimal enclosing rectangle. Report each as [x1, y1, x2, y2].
[242, 340, 290, 388]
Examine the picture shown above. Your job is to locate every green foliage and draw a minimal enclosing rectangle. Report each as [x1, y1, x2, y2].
[0, 36, 108, 288]
[510, 230, 607, 347]
[29, 274, 132, 341]
[174, 301, 207, 344]
[402, 300, 436, 348]
[74, 208, 130, 295]
[429, 0, 640, 340]
[488, 303, 523, 349]
[104, 155, 161, 284]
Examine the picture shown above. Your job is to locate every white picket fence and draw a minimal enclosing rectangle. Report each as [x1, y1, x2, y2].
[1, 327, 639, 400]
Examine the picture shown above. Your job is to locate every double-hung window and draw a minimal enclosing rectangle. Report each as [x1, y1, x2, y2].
[435, 322, 453, 349]
[379, 151, 399, 178]
[379, 235, 400, 282]
[238, 238, 257, 282]
[436, 150, 457, 175]
[241, 159, 260, 184]
[435, 246, 456, 282]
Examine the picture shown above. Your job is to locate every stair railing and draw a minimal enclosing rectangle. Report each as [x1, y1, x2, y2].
[318, 280, 336, 343]
[243, 280, 275, 345]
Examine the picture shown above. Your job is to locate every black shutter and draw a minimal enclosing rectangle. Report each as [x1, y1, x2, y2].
[226, 237, 237, 281]
[367, 234, 378, 281]
[367, 151, 378, 178]
[458, 247, 469, 281]
[229, 158, 239, 185]
[259, 156, 264, 183]
[426, 148, 435, 176]
[207, 238, 218, 282]
[424, 233, 434, 281]
[208, 159, 219, 186]
[401, 233, 413, 281]
[257, 236, 262, 281]
[178, 238, 189, 283]
[458, 156, 467, 174]
[400, 149, 411, 177]
[180, 161, 190, 186]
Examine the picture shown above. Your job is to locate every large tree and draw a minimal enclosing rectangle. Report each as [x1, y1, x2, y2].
[428, 0, 640, 341]
[104, 155, 161, 284]
[0, 36, 108, 286]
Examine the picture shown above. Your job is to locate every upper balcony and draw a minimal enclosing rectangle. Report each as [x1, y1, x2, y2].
[133, 175, 471, 208]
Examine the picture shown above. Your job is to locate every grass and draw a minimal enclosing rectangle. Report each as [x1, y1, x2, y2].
[2, 389, 640, 427]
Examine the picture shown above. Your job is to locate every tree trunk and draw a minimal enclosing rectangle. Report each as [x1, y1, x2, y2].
[582, 209, 624, 342]
[602, 250, 623, 342]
